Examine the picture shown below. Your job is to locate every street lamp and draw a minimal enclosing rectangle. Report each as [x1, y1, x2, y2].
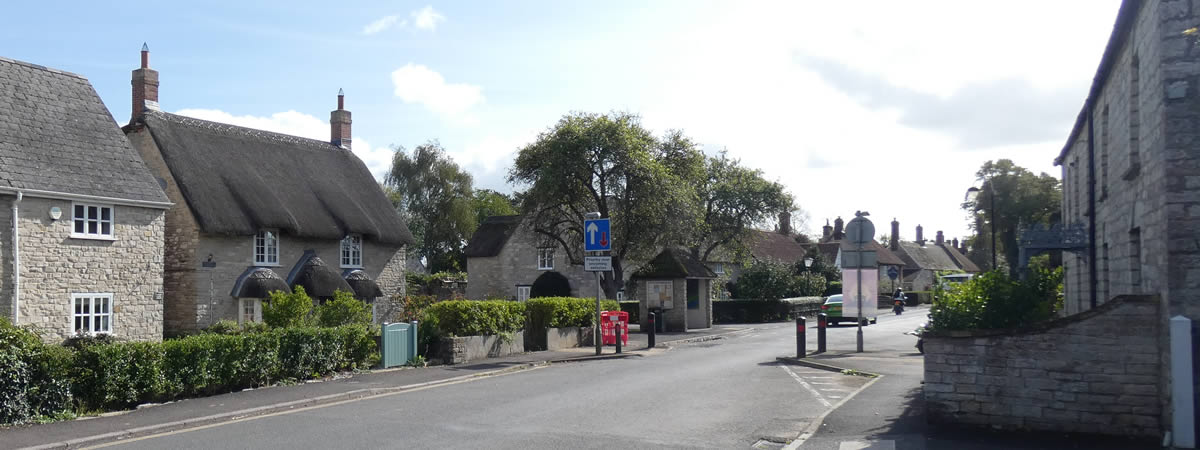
[965, 186, 997, 270]
[804, 257, 814, 269]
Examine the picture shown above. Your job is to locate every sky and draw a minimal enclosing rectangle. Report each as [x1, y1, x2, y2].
[1, 0, 1123, 242]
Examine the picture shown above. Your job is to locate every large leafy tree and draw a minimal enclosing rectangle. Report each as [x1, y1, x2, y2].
[472, 189, 517, 225]
[509, 112, 700, 298]
[387, 141, 476, 272]
[963, 159, 1062, 277]
[689, 150, 794, 263]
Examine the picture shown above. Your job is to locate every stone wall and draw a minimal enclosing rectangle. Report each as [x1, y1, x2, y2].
[438, 331, 525, 365]
[525, 326, 595, 351]
[923, 295, 1161, 436]
[0, 194, 165, 342]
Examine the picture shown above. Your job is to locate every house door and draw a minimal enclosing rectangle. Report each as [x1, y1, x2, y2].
[685, 279, 706, 329]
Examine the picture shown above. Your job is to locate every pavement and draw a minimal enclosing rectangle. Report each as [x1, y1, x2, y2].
[0, 324, 745, 450]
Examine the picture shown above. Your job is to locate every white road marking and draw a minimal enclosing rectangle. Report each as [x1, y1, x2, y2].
[838, 439, 896, 450]
[781, 365, 831, 407]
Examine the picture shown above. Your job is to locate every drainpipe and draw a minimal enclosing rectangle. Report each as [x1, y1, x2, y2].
[1087, 105, 1098, 309]
[10, 191, 22, 325]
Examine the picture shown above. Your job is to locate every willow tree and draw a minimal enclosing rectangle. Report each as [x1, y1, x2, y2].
[508, 112, 700, 298]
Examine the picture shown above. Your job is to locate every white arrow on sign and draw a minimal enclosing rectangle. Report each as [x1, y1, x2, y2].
[587, 221, 598, 245]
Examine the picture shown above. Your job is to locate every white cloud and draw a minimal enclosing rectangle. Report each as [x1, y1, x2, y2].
[411, 6, 445, 31]
[361, 15, 404, 35]
[174, 108, 394, 180]
[390, 64, 484, 121]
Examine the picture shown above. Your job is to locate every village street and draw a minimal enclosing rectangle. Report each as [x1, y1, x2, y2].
[95, 311, 927, 450]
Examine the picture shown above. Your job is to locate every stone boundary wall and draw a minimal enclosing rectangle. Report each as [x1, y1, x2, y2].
[924, 295, 1161, 436]
[439, 331, 525, 365]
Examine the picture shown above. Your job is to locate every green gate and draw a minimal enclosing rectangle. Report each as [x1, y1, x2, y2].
[381, 321, 418, 368]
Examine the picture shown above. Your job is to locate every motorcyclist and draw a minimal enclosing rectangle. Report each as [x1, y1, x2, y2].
[892, 288, 905, 315]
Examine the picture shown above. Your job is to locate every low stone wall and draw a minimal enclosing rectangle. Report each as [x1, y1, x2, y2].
[439, 331, 525, 365]
[524, 326, 595, 351]
[923, 295, 1161, 436]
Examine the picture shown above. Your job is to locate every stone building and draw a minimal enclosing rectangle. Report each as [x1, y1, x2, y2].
[464, 215, 608, 301]
[121, 47, 413, 335]
[0, 56, 170, 342]
[813, 216, 908, 293]
[631, 247, 716, 331]
[887, 221, 980, 292]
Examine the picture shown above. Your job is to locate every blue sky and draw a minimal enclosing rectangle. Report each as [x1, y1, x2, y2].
[2, 1, 1122, 240]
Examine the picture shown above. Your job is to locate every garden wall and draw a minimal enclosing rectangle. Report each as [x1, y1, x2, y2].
[439, 331, 525, 365]
[923, 295, 1161, 436]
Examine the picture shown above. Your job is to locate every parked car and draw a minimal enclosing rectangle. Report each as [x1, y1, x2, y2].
[938, 273, 974, 289]
[820, 294, 877, 326]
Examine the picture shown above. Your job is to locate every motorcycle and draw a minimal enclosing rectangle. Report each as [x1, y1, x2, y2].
[892, 299, 904, 315]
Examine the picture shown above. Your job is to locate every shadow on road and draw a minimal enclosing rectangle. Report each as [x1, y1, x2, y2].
[442, 361, 532, 372]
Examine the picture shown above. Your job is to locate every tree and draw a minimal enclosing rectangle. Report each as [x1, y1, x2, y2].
[387, 141, 476, 272]
[472, 189, 517, 225]
[688, 150, 794, 264]
[509, 112, 700, 298]
[963, 159, 1062, 277]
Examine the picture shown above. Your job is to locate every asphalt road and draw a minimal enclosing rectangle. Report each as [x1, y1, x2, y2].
[100, 309, 929, 450]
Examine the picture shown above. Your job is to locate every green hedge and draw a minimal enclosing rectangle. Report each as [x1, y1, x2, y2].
[526, 297, 620, 331]
[619, 301, 639, 324]
[423, 300, 526, 337]
[0, 321, 377, 423]
[928, 268, 1063, 333]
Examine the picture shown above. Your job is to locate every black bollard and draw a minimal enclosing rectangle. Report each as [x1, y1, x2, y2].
[616, 319, 623, 354]
[647, 312, 656, 348]
[817, 313, 827, 353]
[796, 316, 807, 359]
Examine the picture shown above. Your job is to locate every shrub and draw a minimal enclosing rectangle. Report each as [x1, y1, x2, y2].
[316, 290, 372, 327]
[0, 320, 75, 424]
[731, 261, 826, 300]
[72, 341, 166, 410]
[264, 286, 315, 328]
[394, 294, 439, 322]
[423, 300, 526, 337]
[526, 297, 620, 331]
[619, 301, 640, 324]
[204, 319, 244, 335]
[928, 268, 1063, 332]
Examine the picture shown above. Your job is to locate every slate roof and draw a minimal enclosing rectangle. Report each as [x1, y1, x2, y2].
[464, 215, 523, 258]
[632, 247, 717, 279]
[0, 57, 168, 204]
[938, 245, 981, 273]
[131, 110, 413, 245]
[895, 241, 963, 272]
[748, 230, 807, 263]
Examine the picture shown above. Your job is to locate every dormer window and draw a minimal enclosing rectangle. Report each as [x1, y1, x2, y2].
[254, 230, 279, 266]
[537, 247, 554, 270]
[341, 234, 363, 268]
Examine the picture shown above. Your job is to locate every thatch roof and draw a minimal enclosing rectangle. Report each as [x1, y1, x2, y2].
[344, 269, 383, 301]
[286, 252, 352, 298]
[748, 230, 807, 263]
[464, 215, 522, 257]
[230, 267, 291, 298]
[131, 110, 412, 245]
[0, 57, 168, 204]
[633, 248, 716, 279]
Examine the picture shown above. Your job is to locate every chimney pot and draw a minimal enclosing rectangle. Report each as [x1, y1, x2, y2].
[890, 218, 900, 251]
[833, 216, 845, 240]
[916, 225, 925, 245]
[330, 89, 352, 149]
[131, 44, 159, 121]
[936, 230, 944, 246]
[779, 211, 791, 236]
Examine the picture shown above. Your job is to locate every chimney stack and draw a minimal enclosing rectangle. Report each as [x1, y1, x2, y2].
[890, 218, 900, 251]
[936, 230, 945, 246]
[131, 43, 159, 121]
[330, 88, 352, 149]
[778, 211, 791, 236]
[833, 216, 845, 240]
[916, 225, 925, 245]
[822, 219, 833, 241]
[952, 237, 959, 249]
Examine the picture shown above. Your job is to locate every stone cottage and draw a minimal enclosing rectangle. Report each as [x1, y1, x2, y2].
[121, 47, 413, 335]
[464, 215, 608, 301]
[0, 56, 169, 342]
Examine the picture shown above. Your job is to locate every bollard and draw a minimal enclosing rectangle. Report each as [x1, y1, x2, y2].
[616, 319, 623, 354]
[796, 316, 807, 359]
[647, 312, 656, 349]
[817, 313, 827, 353]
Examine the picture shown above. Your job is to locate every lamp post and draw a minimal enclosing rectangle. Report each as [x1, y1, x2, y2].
[965, 186, 997, 270]
[804, 257, 814, 269]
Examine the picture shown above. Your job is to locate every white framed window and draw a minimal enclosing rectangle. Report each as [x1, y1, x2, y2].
[516, 285, 531, 302]
[711, 263, 725, 275]
[72, 294, 113, 335]
[537, 247, 554, 270]
[238, 298, 262, 324]
[340, 234, 363, 268]
[254, 230, 279, 266]
[71, 203, 115, 239]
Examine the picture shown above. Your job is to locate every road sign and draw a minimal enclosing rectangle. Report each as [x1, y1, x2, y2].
[845, 216, 875, 245]
[887, 266, 899, 280]
[584, 218, 611, 251]
[585, 256, 612, 272]
[840, 250, 876, 268]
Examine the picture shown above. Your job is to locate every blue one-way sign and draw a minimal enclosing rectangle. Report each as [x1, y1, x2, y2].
[584, 218, 611, 251]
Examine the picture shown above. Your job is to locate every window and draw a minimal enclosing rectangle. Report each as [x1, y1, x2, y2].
[616, 290, 625, 302]
[537, 247, 554, 270]
[72, 203, 114, 239]
[72, 294, 112, 335]
[1100, 105, 1109, 200]
[1125, 54, 1141, 180]
[254, 230, 279, 266]
[238, 298, 262, 324]
[341, 234, 363, 268]
[516, 286, 531, 302]
[711, 263, 725, 275]
[1130, 228, 1142, 291]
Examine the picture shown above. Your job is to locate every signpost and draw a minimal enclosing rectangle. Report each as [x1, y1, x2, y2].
[887, 265, 899, 301]
[584, 216, 610, 355]
[842, 211, 874, 353]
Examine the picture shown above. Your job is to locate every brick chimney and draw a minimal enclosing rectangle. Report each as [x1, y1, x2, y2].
[936, 230, 944, 246]
[916, 225, 925, 245]
[833, 216, 845, 240]
[890, 218, 900, 251]
[952, 237, 959, 249]
[822, 219, 833, 241]
[131, 43, 159, 121]
[778, 211, 791, 236]
[330, 88, 352, 149]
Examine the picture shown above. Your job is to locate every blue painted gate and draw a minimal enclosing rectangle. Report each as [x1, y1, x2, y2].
[381, 321, 418, 368]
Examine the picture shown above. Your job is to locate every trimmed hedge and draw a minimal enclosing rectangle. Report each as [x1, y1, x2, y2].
[526, 297, 620, 331]
[713, 297, 824, 324]
[0, 320, 377, 423]
[423, 300, 526, 337]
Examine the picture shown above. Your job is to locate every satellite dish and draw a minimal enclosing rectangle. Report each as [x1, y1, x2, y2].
[49, 206, 62, 221]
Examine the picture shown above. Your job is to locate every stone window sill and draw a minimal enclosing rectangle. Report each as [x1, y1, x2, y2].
[69, 233, 116, 242]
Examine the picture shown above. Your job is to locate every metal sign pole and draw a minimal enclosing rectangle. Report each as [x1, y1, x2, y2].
[856, 241, 864, 353]
[595, 258, 602, 356]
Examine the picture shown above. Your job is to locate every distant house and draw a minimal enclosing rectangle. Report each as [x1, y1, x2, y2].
[813, 216, 908, 293]
[713, 212, 809, 285]
[464, 215, 608, 301]
[886, 220, 980, 292]
[0, 56, 170, 342]
[122, 46, 413, 335]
